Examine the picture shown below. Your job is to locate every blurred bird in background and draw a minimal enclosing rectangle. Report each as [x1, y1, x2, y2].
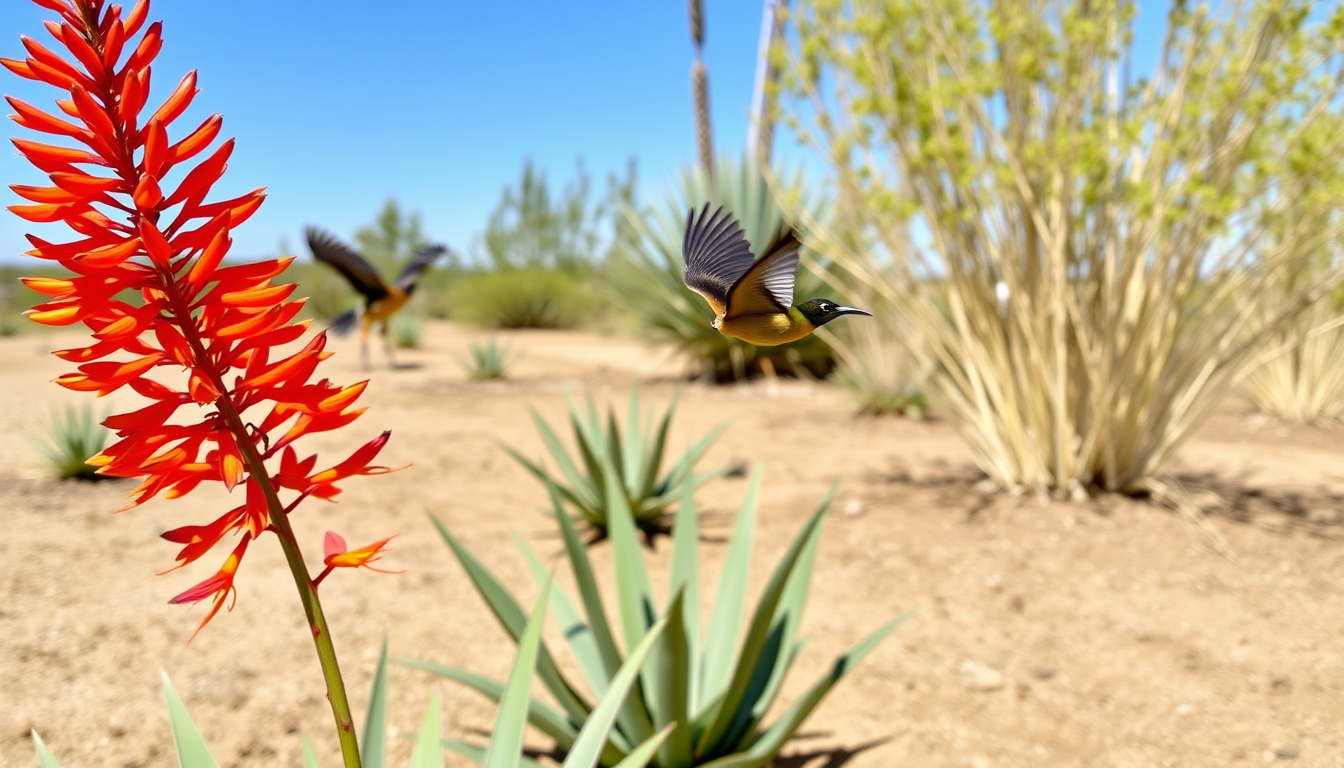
[681, 203, 871, 346]
[305, 226, 448, 369]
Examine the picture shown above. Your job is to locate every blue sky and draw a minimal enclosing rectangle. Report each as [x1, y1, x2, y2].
[1, 1, 779, 263]
[0, 1, 1185, 267]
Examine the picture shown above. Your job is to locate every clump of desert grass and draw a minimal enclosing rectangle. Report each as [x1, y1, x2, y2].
[460, 337, 514, 380]
[35, 403, 109, 481]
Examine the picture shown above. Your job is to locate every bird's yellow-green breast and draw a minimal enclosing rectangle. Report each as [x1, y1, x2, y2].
[717, 306, 816, 346]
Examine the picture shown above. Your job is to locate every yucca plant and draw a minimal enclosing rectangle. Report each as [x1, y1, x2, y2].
[35, 403, 110, 481]
[609, 157, 836, 382]
[403, 466, 907, 768]
[33, 592, 669, 768]
[389, 312, 425, 349]
[462, 337, 515, 381]
[501, 383, 725, 542]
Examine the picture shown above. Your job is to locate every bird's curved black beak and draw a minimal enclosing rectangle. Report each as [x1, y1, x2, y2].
[833, 306, 873, 317]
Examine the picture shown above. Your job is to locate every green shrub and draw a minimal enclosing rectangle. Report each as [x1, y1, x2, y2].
[609, 156, 837, 382]
[500, 383, 725, 541]
[35, 403, 110, 481]
[405, 467, 907, 767]
[451, 269, 588, 329]
[462, 337, 515, 380]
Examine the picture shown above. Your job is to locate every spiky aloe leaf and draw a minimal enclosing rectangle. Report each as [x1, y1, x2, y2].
[730, 485, 834, 748]
[668, 466, 703, 711]
[396, 659, 585, 755]
[649, 590, 693, 766]
[301, 734, 320, 768]
[31, 732, 62, 768]
[696, 483, 836, 755]
[700, 466, 763, 705]
[427, 515, 593, 725]
[483, 582, 553, 768]
[562, 614, 669, 768]
[361, 634, 390, 768]
[512, 530, 610, 699]
[698, 612, 912, 768]
[161, 671, 218, 768]
[410, 694, 443, 768]
[553, 481, 657, 748]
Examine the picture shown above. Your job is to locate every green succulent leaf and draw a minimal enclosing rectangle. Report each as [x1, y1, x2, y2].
[361, 634, 390, 768]
[428, 514, 592, 725]
[483, 581, 553, 768]
[161, 670, 219, 768]
[410, 694, 443, 768]
[31, 732, 63, 768]
[301, 734, 320, 768]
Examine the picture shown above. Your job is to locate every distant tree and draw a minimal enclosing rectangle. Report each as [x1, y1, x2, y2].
[601, 156, 641, 262]
[354, 198, 430, 277]
[482, 158, 638, 273]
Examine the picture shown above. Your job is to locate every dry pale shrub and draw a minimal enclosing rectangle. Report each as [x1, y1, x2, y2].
[783, 0, 1344, 495]
[1239, 115, 1344, 423]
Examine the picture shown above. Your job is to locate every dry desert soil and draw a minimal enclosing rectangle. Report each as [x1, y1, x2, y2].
[3, 322, 1343, 767]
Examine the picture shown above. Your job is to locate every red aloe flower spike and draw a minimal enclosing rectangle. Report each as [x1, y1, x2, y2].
[6, 2, 391, 762]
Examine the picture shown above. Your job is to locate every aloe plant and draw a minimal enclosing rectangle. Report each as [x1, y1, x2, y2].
[500, 383, 725, 542]
[33, 590, 667, 768]
[404, 464, 909, 767]
[462, 337, 515, 381]
[34, 403, 110, 481]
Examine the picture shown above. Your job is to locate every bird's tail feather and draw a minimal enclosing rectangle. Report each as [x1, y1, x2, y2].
[328, 308, 358, 336]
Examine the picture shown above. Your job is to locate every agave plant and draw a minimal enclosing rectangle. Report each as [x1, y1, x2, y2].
[462, 337, 515, 381]
[389, 312, 425, 349]
[500, 383, 725, 542]
[34, 403, 110, 481]
[34, 590, 668, 768]
[403, 465, 908, 768]
[608, 156, 836, 382]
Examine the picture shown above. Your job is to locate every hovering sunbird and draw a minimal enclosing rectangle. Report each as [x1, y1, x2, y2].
[305, 226, 448, 369]
[682, 204, 871, 346]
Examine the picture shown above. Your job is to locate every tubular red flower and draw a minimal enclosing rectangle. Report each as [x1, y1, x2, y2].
[5, 0, 396, 635]
[322, 531, 401, 574]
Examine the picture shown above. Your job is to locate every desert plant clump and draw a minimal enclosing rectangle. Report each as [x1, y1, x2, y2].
[462, 337, 514, 380]
[611, 156, 837, 382]
[405, 466, 907, 767]
[452, 268, 587, 329]
[501, 383, 725, 542]
[35, 403, 110, 481]
[388, 312, 424, 349]
[824, 284, 930, 417]
[785, 0, 1344, 496]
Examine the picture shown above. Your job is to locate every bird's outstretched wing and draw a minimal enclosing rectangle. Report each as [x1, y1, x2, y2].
[305, 226, 390, 304]
[723, 227, 801, 320]
[394, 244, 448, 292]
[682, 203, 756, 317]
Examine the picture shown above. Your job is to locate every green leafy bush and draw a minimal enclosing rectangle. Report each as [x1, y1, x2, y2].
[500, 384, 725, 541]
[405, 467, 906, 768]
[35, 403, 109, 481]
[609, 156, 837, 382]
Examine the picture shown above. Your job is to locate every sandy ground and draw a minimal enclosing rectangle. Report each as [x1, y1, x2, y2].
[2, 321, 1343, 768]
